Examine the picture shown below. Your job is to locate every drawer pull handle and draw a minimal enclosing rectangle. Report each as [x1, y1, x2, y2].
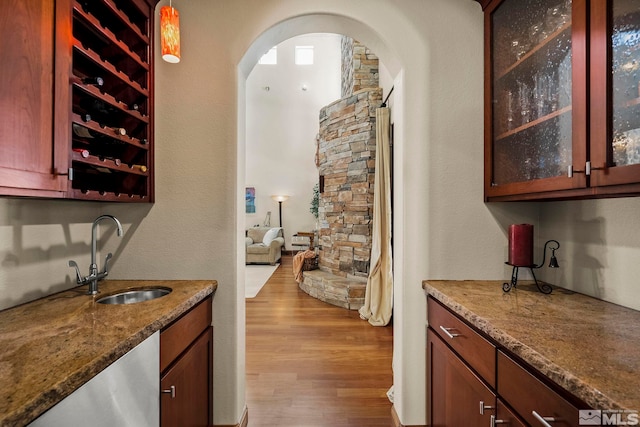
[532, 411, 555, 426]
[491, 415, 507, 426]
[480, 400, 494, 415]
[162, 385, 176, 399]
[439, 325, 461, 339]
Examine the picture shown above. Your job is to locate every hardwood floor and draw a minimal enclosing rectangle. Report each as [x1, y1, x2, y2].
[246, 256, 394, 426]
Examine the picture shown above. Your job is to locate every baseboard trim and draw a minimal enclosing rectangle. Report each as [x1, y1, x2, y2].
[391, 405, 427, 427]
[213, 405, 248, 427]
[239, 406, 248, 427]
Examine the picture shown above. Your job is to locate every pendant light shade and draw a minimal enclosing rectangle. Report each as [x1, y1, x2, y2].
[160, 5, 180, 63]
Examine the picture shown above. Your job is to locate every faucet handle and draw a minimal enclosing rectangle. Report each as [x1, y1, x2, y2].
[68, 260, 83, 284]
[102, 253, 113, 275]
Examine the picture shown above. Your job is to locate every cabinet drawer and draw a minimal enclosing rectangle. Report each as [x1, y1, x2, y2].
[496, 398, 527, 427]
[428, 296, 496, 387]
[497, 351, 586, 427]
[160, 296, 212, 372]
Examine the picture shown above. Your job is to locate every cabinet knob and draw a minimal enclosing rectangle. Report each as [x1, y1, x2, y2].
[162, 385, 176, 399]
[532, 410, 555, 426]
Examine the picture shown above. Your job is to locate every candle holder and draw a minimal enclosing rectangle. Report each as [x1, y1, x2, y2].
[503, 240, 560, 294]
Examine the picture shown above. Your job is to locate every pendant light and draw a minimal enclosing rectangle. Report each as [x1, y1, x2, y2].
[160, 1, 180, 63]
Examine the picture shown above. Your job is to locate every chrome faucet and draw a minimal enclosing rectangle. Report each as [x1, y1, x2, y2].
[69, 215, 124, 295]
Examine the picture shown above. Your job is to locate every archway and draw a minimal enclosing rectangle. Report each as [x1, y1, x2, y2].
[237, 11, 404, 424]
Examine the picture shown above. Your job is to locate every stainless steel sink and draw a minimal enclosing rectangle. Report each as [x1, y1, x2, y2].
[97, 287, 172, 305]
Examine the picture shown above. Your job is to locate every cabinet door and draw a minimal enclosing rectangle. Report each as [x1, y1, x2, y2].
[161, 327, 213, 427]
[590, 0, 640, 188]
[427, 329, 496, 426]
[484, 0, 588, 200]
[494, 398, 527, 427]
[0, 0, 68, 197]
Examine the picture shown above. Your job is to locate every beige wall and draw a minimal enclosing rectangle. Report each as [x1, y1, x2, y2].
[245, 34, 342, 246]
[539, 199, 640, 311]
[2, 1, 640, 425]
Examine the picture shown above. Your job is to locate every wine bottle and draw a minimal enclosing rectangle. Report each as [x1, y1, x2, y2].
[113, 127, 127, 136]
[100, 124, 127, 136]
[100, 156, 122, 166]
[83, 76, 104, 86]
[72, 124, 128, 150]
[130, 164, 147, 172]
[79, 99, 118, 123]
[72, 123, 94, 139]
[72, 147, 90, 158]
[71, 75, 104, 87]
[129, 103, 139, 111]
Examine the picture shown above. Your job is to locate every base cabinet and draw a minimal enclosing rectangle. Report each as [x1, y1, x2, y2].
[497, 351, 583, 427]
[427, 330, 496, 426]
[427, 296, 591, 427]
[495, 399, 527, 427]
[161, 327, 213, 426]
[160, 297, 213, 427]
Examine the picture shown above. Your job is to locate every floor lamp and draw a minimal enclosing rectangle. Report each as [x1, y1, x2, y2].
[271, 195, 289, 227]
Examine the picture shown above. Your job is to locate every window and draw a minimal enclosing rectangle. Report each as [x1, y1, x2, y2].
[258, 47, 277, 65]
[295, 45, 314, 65]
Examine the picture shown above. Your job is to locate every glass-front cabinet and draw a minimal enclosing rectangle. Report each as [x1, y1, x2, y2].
[590, 0, 640, 189]
[483, 0, 640, 201]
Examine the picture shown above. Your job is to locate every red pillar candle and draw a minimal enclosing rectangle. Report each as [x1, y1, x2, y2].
[508, 224, 534, 266]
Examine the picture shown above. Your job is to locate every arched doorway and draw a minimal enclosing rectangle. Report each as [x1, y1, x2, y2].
[238, 12, 404, 424]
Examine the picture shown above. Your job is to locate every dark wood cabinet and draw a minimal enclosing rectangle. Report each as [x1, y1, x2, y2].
[160, 297, 213, 427]
[0, 0, 68, 197]
[161, 327, 213, 427]
[427, 297, 498, 426]
[427, 296, 592, 426]
[427, 329, 496, 426]
[483, 0, 640, 201]
[495, 399, 527, 427]
[589, 1, 640, 191]
[0, 0, 157, 201]
[497, 351, 584, 427]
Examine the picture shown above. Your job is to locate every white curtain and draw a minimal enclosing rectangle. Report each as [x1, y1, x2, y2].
[359, 107, 393, 326]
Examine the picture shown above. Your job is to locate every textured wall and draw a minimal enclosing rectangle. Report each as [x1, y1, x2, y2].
[318, 89, 382, 278]
[340, 37, 380, 97]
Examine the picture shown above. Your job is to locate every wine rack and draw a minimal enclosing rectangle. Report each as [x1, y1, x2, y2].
[69, 0, 155, 202]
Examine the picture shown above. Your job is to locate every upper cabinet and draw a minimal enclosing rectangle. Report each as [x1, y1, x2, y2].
[0, 0, 68, 198]
[0, 0, 158, 202]
[483, 0, 640, 201]
[590, 0, 640, 189]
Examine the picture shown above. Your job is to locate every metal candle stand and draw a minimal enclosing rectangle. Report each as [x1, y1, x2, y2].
[503, 240, 560, 295]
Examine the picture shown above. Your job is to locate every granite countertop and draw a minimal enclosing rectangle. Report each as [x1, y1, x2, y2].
[423, 280, 640, 411]
[0, 279, 217, 426]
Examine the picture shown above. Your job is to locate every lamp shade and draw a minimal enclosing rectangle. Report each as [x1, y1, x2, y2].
[271, 195, 289, 202]
[160, 6, 180, 63]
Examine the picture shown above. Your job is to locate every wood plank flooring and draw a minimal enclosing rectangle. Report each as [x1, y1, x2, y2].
[246, 256, 393, 426]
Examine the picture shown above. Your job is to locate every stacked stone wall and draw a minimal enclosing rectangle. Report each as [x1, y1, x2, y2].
[340, 37, 354, 98]
[341, 37, 379, 97]
[317, 88, 382, 279]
